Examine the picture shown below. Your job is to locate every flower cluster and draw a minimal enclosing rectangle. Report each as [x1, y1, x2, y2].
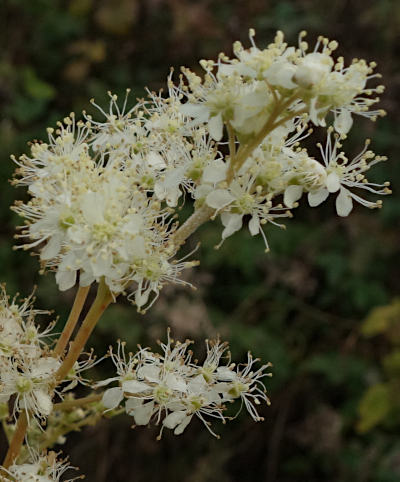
[98, 333, 271, 437]
[12, 29, 389, 309]
[0, 288, 60, 421]
[0, 451, 78, 481]
[12, 93, 210, 311]
[180, 29, 384, 139]
[177, 30, 389, 249]
[2, 28, 391, 480]
[0, 287, 91, 424]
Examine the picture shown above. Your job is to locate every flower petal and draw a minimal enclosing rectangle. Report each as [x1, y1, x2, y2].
[132, 401, 155, 425]
[248, 215, 260, 236]
[206, 189, 234, 210]
[122, 380, 150, 394]
[33, 389, 53, 416]
[163, 410, 187, 429]
[284, 185, 303, 208]
[308, 188, 329, 207]
[102, 387, 123, 410]
[221, 213, 243, 239]
[208, 113, 224, 141]
[336, 188, 353, 217]
[202, 160, 227, 184]
[326, 172, 341, 193]
[334, 110, 353, 135]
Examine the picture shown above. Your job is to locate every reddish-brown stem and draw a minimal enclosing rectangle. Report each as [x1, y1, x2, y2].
[54, 285, 91, 356]
[53, 393, 102, 411]
[2, 412, 28, 469]
[55, 279, 113, 383]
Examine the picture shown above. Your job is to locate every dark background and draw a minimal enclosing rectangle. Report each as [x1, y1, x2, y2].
[1, 0, 400, 480]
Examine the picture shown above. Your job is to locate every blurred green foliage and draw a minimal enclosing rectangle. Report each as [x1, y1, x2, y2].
[1, 0, 400, 481]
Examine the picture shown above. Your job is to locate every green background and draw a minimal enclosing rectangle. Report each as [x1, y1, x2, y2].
[1, 0, 400, 480]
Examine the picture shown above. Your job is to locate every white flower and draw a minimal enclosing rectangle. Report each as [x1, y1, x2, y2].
[263, 59, 298, 89]
[0, 287, 54, 361]
[100, 332, 272, 438]
[0, 356, 60, 421]
[216, 353, 272, 422]
[97, 342, 152, 410]
[205, 175, 290, 251]
[3, 451, 78, 481]
[294, 52, 334, 88]
[308, 130, 390, 216]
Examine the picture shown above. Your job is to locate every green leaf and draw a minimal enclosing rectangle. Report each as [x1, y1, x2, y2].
[361, 298, 400, 340]
[383, 350, 400, 377]
[22, 67, 56, 100]
[357, 383, 391, 433]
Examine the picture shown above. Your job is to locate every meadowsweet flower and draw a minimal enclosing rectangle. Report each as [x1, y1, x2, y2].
[308, 130, 390, 216]
[0, 287, 56, 364]
[12, 28, 389, 307]
[214, 352, 272, 422]
[98, 332, 271, 437]
[205, 174, 290, 251]
[0, 451, 79, 481]
[0, 355, 60, 420]
[12, 93, 213, 309]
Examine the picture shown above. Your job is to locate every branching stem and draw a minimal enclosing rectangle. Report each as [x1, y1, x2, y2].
[55, 279, 113, 383]
[53, 393, 102, 411]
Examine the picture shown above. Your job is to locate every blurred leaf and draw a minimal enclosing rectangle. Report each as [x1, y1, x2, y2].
[68, 40, 106, 63]
[95, 0, 138, 35]
[361, 298, 400, 340]
[357, 383, 391, 433]
[63, 59, 90, 83]
[69, 0, 92, 16]
[22, 67, 55, 100]
[8, 96, 49, 124]
[302, 352, 367, 387]
[383, 351, 400, 378]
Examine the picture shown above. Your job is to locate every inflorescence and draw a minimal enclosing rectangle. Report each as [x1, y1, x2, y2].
[1, 29, 390, 479]
[11, 30, 390, 312]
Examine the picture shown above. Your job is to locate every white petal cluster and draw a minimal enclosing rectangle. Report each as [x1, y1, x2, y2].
[12, 95, 206, 310]
[180, 29, 384, 138]
[12, 29, 389, 305]
[0, 288, 83, 422]
[176, 30, 388, 247]
[0, 451, 78, 481]
[98, 333, 271, 437]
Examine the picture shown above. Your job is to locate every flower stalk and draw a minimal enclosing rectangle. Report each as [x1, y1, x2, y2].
[2, 412, 28, 469]
[55, 279, 113, 383]
[54, 284, 91, 356]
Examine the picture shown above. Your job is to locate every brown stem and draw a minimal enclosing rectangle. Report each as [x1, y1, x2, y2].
[53, 393, 102, 411]
[55, 279, 113, 383]
[2, 412, 28, 469]
[54, 285, 91, 356]
[172, 204, 215, 248]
